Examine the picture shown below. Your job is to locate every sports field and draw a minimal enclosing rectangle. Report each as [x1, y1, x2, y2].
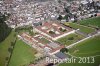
[79, 17, 100, 28]
[57, 33, 84, 46]
[59, 35, 100, 66]
[64, 22, 95, 34]
[8, 40, 37, 66]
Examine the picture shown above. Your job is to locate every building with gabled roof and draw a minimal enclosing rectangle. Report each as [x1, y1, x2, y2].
[34, 22, 75, 40]
[18, 33, 65, 55]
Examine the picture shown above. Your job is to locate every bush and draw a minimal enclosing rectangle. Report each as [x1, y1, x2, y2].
[68, 37, 74, 40]
[49, 31, 55, 34]
[60, 48, 68, 53]
[5, 57, 9, 61]
[59, 28, 66, 32]
[8, 48, 13, 53]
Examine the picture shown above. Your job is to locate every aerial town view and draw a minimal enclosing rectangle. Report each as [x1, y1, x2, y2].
[0, 0, 100, 66]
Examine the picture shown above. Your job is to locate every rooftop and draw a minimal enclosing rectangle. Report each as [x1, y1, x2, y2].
[19, 33, 64, 54]
[55, 52, 67, 59]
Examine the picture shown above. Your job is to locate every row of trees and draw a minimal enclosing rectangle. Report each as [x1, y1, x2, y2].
[5, 37, 17, 66]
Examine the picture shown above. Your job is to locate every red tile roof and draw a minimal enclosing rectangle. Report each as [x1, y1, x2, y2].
[20, 33, 64, 54]
[35, 22, 73, 38]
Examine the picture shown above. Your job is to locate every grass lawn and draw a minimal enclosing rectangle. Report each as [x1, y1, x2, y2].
[64, 22, 95, 34]
[9, 39, 37, 66]
[79, 17, 100, 28]
[59, 36, 100, 66]
[69, 36, 100, 57]
[15, 26, 37, 36]
[57, 33, 84, 46]
[0, 30, 15, 66]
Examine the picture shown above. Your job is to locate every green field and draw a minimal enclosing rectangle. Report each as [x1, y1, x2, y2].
[64, 22, 95, 34]
[0, 31, 15, 66]
[9, 40, 36, 66]
[79, 17, 100, 28]
[57, 33, 84, 46]
[69, 36, 100, 57]
[59, 36, 100, 66]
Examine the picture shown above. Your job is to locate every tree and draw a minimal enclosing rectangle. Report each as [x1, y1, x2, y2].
[59, 28, 66, 32]
[47, 63, 54, 66]
[94, 14, 97, 17]
[49, 31, 55, 34]
[57, 15, 63, 21]
[60, 48, 68, 53]
[64, 14, 69, 21]
[5, 57, 9, 61]
[65, 8, 70, 13]
[8, 48, 13, 53]
[11, 42, 15, 46]
[91, 15, 93, 17]
[58, 0, 61, 3]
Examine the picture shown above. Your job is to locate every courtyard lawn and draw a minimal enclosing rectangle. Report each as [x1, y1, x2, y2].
[15, 26, 37, 36]
[0, 31, 15, 66]
[40, 37, 50, 44]
[9, 40, 37, 66]
[64, 22, 95, 34]
[59, 36, 100, 66]
[57, 33, 84, 46]
[79, 17, 100, 28]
